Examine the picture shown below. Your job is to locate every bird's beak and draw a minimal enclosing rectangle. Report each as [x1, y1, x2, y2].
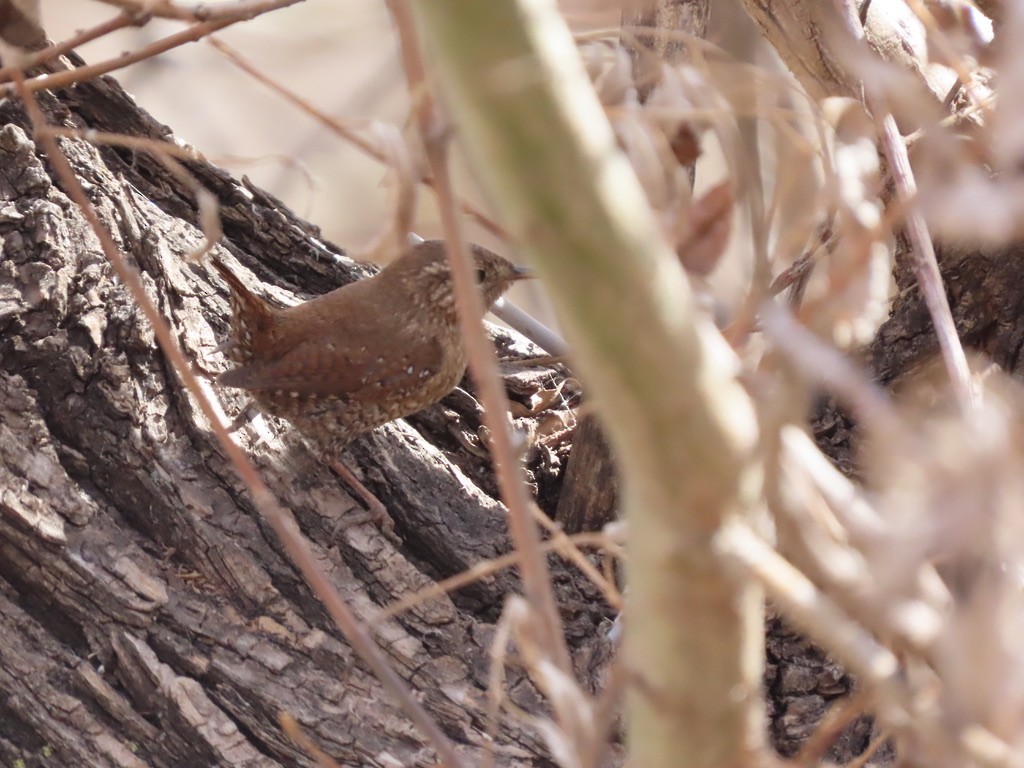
[511, 265, 534, 281]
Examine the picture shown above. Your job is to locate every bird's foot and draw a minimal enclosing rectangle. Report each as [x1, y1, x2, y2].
[329, 459, 400, 546]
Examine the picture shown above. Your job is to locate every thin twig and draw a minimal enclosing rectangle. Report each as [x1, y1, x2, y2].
[207, 35, 508, 241]
[0, 11, 138, 84]
[795, 689, 871, 766]
[40, 126, 202, 160]
[760, 303, 898, 433]
[385, 0, 572, 675]
[43, 125, 315, 190]
[372, 531, 622, 625]
[13, 73, 466, 768]
[90, 0, 304, 23]
[713, 520, 910, 719]
[846, 731, 888, 768]
[832, 0, 976, 412]
[768, 231, 833, 298]
[491, 297, 569, 357]
[878, 114, 974, 410]
[719, 16, 773, 349]
[278, 712, 343, 768]
[2, 1, 303, 98]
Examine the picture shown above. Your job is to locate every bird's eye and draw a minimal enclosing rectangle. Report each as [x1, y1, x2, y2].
[475, 268, 487, 283]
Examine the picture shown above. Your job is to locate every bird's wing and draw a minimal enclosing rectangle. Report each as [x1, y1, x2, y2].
[217, 330, 451, 401]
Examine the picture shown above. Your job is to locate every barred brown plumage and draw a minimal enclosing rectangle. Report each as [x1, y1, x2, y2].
[210, 239, 529, 533]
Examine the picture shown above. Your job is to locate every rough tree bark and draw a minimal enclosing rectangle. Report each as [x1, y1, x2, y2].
[0, 63, 611, 767]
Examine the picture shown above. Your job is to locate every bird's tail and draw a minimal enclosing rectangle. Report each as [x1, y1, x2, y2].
[210, 256, 277, 365]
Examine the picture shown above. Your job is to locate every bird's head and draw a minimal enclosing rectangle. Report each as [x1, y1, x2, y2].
[385, 240, 531, 315]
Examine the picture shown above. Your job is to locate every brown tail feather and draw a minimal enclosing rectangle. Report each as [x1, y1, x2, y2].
[210, 256, 276, 364]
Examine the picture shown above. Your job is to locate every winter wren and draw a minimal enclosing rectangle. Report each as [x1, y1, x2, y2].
[211, 240, 529, 454]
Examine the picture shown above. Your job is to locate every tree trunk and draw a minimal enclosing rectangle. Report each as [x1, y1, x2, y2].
[0, 66, 610, 767]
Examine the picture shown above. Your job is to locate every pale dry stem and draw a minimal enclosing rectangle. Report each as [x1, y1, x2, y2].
[40, 125, 315, 189]
[278, 712, 344, 768]
[0, 10, 136, 83]
[38, 126, 222, 262]
[0, 1, 305, 98]
[384, 0, 572, 676]
[91, 0, 303, 23]
[489, 597, 600, 768]
[207, 34, 508, 240]
[760, 303, 897, 432]
[371, 530, 622, 626]
[831, 0, 976, 412]
[713, 520, 911, 724]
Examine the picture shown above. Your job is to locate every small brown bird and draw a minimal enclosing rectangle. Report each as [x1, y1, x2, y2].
[212, 240, 529, 527]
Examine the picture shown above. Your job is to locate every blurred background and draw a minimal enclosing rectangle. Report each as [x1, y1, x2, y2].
[54, 2, 432, 248]
[49, 3, 636, 245]
[50, 1, 756, 318]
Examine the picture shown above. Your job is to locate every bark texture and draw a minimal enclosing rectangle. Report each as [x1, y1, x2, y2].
[0, 69, 609, 767]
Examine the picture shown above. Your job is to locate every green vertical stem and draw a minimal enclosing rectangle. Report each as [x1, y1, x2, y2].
[412, 2, 765, 766]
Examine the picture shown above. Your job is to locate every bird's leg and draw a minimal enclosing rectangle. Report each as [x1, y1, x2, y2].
[222, 401, 399, 543]
[329, 458, 400, 545]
